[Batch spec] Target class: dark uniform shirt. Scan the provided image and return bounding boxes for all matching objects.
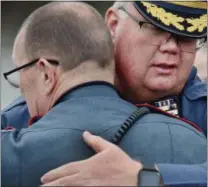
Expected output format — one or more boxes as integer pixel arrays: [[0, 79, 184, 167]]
[[1, 67, 207, 186]]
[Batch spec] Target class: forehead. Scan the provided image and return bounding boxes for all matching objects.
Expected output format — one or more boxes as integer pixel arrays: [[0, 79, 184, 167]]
[[12, 28, 28, 65]]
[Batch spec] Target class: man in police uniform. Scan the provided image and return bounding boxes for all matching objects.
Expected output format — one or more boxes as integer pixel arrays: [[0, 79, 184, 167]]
[[40, 1, 207, 186], [2, 1, 207, 186]]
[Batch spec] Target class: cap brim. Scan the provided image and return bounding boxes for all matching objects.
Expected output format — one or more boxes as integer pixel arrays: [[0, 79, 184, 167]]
[[134, 1, 207, 38]]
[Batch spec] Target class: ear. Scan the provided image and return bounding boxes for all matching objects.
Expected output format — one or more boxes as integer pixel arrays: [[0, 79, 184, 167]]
[[36, 59, 57, 96], [105, 7, 119, 43]]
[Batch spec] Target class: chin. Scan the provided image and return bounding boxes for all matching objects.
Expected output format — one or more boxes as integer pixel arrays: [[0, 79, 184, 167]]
[[147, 81, 177, 95]]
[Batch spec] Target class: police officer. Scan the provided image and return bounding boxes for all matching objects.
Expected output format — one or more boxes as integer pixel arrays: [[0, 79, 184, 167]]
[[2, 1, 207, 186], [40, 1, 207, 186], [2, 1, 207, 133]]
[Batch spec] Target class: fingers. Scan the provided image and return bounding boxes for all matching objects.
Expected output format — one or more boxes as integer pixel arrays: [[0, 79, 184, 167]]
[[41, 174, 78, 186], [42, 131, 116, 184], [41, 161, 82, 184], [83, 131, 115, 153]]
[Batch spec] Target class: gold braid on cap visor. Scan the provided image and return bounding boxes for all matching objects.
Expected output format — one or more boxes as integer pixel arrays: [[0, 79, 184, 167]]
[[141, 1, 207, 32]]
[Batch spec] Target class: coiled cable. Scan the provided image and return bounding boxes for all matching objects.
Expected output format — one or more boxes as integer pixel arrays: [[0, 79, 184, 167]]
[[111, 107, 150, 145]]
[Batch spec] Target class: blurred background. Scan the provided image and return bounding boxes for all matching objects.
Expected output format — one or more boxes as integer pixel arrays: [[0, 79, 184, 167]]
[[1, 1, 207, 109]]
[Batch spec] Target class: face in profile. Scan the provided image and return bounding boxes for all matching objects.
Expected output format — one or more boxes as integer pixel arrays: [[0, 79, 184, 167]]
[[12, 30, 42, 117]]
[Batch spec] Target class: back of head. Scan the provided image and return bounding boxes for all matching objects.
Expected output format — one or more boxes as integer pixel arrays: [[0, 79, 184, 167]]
[[19, 2, 114, 71]]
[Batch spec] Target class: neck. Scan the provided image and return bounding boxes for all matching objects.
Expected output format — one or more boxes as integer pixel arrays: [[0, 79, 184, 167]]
[[116, 79, 181, 104], [47, 62, 114, 111], [121, 86, 181, 104]]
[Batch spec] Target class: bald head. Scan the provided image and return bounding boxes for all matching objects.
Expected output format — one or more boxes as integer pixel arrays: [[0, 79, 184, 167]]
[[13, 2, 114, 70]]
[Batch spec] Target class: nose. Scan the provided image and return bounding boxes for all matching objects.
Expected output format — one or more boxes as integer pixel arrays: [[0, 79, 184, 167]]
[[159, 34, 180, 54]]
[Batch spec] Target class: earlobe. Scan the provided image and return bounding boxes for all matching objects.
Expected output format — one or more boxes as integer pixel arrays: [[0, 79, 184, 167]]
[[105, 8, 118, 42]]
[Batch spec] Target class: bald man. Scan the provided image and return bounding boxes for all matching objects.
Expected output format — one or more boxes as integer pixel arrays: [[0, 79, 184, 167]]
[[2, 1, 207, 187]]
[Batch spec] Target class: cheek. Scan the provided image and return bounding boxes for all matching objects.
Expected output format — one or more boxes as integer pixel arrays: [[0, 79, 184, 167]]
[[116, 32, 155, 77], [20, 71, 37, 96], [19, 73, 27, 95], [179, 53, 195, 80]]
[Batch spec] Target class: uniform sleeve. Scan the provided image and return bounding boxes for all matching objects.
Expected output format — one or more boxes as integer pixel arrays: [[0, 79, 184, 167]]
[[1, 113, 9, 129], [203, 105, 207, 136], [157, 162, 207, 187], [1, 129, 21, 186], [1, 126, 94, 186], [1, 96, 30, 129]]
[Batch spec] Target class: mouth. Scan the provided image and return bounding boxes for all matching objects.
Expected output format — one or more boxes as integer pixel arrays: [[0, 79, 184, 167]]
[[151, 63, 177, 75]]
